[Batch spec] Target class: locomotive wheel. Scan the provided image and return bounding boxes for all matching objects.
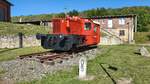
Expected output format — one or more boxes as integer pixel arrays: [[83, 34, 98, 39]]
[[58, 37, 72, 51]]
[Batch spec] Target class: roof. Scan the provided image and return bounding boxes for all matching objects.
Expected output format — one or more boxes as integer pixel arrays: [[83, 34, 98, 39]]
[[16, 19, 52, 23], [85, 14, 137, 19], [3, 0, 13, 6]]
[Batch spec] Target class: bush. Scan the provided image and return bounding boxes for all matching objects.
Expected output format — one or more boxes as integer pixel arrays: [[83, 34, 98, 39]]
[[134, 32, 150, 44]]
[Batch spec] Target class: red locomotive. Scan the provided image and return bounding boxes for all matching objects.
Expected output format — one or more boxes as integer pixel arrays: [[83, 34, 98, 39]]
[[37, 16, 100, 51]]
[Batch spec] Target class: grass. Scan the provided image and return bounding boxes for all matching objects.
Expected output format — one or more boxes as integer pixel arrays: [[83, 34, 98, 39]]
[[17, 45, 150, 84], [12, 14, 53, 22], [0, 68, 5, 76], [0, 22, 50, 35], [0, 46, 49, 61], [134, 32, 150, 44]]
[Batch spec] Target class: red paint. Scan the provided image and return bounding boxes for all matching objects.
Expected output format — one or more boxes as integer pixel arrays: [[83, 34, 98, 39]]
[[52, 16, 100, 46]]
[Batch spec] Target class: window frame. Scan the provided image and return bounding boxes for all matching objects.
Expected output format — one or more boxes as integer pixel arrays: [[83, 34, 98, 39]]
[[84, 22, 92, 31], [94, 25, 97, 32], [119, 18, 125, 25], [119, 30, 125, 36]]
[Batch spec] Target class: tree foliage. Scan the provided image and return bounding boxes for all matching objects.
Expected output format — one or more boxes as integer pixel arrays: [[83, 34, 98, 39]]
[[12, 6, 150, 32], [68, 10, 79, 16]]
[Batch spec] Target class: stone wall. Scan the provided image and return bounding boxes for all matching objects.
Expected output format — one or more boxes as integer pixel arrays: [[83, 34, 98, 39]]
[[99, 36, 123, 45], [0, 35, 123, 49], [0, 35, 41, 48]]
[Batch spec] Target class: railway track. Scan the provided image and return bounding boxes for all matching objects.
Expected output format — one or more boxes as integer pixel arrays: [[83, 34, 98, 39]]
[[18, 46, 97, 65], [18, 51, 73, 65]]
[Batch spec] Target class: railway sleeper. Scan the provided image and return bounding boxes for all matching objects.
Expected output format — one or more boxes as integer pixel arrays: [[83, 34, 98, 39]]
[[37, 55, 60, 60], [44, 61, 55, 65], [25, 58, 41, 62], [54, 58, 63, 64], [62, 56, 70, 60]]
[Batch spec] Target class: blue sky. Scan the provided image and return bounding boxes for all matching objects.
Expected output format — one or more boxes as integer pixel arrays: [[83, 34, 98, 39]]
[[10, 0, 150, 16]]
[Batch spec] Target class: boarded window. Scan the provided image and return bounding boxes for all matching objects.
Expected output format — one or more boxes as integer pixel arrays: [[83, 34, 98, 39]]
[[119, 18, 125, 25], [119, 30, 125, 36], [108, 19, 112, 28], [0, 8, 4, 21]]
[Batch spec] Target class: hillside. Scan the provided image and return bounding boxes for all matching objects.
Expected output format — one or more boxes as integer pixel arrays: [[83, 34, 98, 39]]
[[0, 22, 50, 35], [12, 14, 54, 22], [12, 6, 150, 32]]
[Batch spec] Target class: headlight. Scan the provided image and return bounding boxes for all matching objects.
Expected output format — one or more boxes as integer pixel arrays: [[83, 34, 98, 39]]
[[60, 35, 62, 38]]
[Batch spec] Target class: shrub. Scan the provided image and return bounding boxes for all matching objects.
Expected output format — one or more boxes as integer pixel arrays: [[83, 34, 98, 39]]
[[134, 32, 150, 44]]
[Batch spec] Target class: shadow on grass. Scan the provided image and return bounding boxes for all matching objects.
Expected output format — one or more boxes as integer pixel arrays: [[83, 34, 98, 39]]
[[0, 48, 18, 53], [134, 52, 141, 55], [99, 63, 118, 84]]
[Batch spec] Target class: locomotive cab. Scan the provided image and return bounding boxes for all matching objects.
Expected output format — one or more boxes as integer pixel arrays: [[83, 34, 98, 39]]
[[37, 16, 100, 51], [82, 19, 100, 46]]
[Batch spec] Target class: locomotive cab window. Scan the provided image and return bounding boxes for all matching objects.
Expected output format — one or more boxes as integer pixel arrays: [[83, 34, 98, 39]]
[[94, 25, 97, 32], [84, 22, 91, 30]]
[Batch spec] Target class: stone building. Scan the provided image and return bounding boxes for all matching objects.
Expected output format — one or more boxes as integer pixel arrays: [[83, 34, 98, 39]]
[[0, 0, 13, 21], [89, 15, 137, 44]]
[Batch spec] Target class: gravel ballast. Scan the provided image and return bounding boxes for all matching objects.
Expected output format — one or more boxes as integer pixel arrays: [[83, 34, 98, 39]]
[[0, 48, 99, 83]]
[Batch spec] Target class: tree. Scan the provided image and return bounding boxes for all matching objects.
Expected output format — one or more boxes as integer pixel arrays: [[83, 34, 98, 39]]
[[68, 10, 79, 16]]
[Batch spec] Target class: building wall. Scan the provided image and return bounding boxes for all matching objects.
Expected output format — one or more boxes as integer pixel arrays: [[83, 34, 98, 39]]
[[0, 0, 11, 21], [41, 21, 53, 27], [93, 17, 135, 43], [99, 36, 123, 45]]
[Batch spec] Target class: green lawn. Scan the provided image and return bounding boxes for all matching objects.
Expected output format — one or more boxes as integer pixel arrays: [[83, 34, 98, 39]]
[[0, 22, 50, 35], [0, 47, 49, 61], [17, 45, 150, 84]]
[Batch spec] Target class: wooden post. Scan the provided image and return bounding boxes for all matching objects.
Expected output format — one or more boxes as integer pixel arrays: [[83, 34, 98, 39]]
[[18, 32, 23, 48], [134, 15, 137, 32]]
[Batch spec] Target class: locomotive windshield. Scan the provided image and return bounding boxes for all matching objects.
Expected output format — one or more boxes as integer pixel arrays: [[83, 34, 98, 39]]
[[84, 22, 91, 30]]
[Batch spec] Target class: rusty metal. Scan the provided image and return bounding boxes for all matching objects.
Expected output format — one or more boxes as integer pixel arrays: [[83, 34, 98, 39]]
[[19, 51, 71, 64], [19, 46, 97, 64]]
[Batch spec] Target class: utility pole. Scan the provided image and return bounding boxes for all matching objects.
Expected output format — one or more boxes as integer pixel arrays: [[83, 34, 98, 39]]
[[64, 7, 69, 17]]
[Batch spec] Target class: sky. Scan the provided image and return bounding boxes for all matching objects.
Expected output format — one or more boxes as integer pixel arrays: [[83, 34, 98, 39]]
[[9, 0, 150, 16]]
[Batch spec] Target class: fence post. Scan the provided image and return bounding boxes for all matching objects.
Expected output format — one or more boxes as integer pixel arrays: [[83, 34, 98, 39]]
[[18, 32, 23, 48]]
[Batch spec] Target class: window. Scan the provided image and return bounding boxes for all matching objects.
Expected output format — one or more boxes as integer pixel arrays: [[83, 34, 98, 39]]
[[119, 30, 125, 36], [84, 22, 91, 30], [119, 18, 125, 25], [94, 25, 97, 32], [108, 19, 113, 28]]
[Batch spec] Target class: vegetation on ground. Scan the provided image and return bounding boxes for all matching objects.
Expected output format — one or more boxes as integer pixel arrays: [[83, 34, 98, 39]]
[[12, 6, 150, 32], [0, 47, 49, 61], [0, 22, 50, 35], [134, 32, 150, 44], [12, 14, 54, 22], [18, 45, 150, 84], [0, 68, 5, 77]]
